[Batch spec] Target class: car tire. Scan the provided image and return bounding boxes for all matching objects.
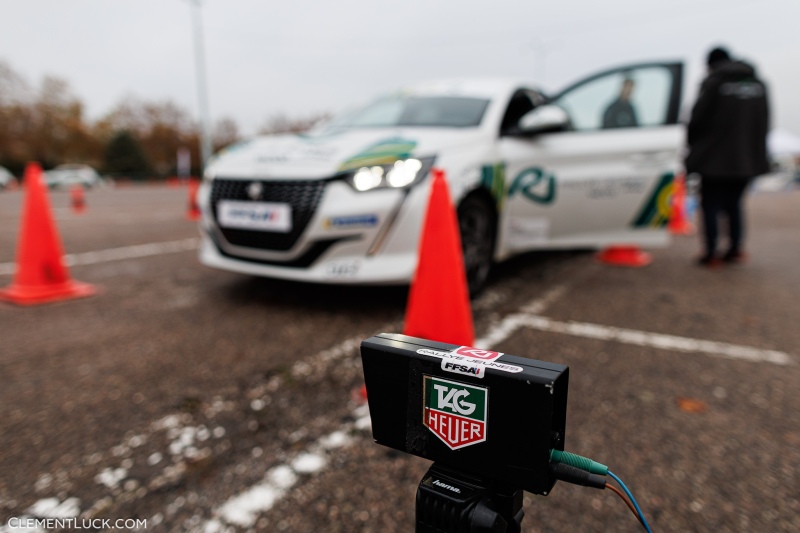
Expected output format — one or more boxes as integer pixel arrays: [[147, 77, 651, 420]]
[[457, 193, 496, 298]]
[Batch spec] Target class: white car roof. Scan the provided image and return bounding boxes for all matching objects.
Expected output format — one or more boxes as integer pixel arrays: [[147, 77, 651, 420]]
[[395, 78, 540, 100], [53, 164, 93, 170]]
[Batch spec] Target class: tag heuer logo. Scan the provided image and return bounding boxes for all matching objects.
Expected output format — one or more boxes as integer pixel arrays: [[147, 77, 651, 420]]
[[246, 181, 263, 200], [423, 376, 487, 450]]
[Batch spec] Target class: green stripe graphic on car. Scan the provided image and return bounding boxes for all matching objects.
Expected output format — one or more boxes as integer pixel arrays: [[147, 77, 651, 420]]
[[339, 138, 417, 171], [481, 162, 507, 212], [631, 172, 674, 228]]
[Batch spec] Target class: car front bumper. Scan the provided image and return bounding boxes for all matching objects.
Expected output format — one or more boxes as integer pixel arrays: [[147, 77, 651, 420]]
[[198, 232, 418, 284], [197, 176, 431, 285]]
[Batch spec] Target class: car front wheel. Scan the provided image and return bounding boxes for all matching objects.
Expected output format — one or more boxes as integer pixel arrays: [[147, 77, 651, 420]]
[[457, 194, 496, 298]]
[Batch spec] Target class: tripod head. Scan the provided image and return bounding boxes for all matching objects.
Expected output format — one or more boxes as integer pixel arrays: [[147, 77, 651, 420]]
[[416, 463, 524, 533]]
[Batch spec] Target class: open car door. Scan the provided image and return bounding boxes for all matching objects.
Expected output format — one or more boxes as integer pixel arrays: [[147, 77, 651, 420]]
[[498, 61, 684, 252]]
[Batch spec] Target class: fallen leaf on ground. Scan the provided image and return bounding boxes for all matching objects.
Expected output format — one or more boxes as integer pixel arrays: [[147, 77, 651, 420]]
[[677, 397, 707, 413]]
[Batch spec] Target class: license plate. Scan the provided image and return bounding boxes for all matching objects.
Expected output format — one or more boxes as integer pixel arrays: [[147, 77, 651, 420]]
[[217, 200, 292, 232]]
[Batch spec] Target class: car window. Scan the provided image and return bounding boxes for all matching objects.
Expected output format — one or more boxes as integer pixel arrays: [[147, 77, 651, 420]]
[[554, 66, 675, 131], [326, 96, 490, 128]]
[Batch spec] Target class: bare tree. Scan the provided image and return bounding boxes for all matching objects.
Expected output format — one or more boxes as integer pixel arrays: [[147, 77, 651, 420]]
[[34, 76, 96, 166], [0, 66, 100, 171], [212, 117, 241, 151], [97, 97, 201, 175], [257, 112, 331, 135], [0, 61, 32, 171], [0, 59, 30, 107]]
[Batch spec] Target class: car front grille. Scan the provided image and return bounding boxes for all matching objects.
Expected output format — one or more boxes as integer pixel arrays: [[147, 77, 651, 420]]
[[210, 178, 326, 252]]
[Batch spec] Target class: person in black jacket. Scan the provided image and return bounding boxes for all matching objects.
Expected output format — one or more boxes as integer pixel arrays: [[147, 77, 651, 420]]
[[685, 46, 770, 266], [603, 78, 638, 129]]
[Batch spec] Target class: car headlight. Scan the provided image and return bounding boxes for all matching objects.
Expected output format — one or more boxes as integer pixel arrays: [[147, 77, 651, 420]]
[[340, 156, 435, 192]]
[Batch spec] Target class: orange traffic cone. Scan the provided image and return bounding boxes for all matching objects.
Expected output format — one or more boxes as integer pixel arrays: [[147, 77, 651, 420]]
[[70, 184, 86, 214], [596, 245, 652, 267], [403, 168, 474, 346], [186, 178, 201, 221], [350, 383, 368, 404], [668, 173, 694, 235], [0, 163, 96, 305]]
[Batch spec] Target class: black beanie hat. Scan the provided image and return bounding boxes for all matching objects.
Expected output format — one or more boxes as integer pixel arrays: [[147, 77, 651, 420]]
[[707, 47, 731, 67]]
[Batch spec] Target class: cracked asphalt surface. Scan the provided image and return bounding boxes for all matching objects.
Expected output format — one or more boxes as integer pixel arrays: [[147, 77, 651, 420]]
[[0, 184, 798, 532]]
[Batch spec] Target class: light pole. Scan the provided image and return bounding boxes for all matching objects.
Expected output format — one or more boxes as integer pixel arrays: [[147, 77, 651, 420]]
[[531, 37, 548, 86], [188, 0, 213, 172], [530, 38, 560, 88]]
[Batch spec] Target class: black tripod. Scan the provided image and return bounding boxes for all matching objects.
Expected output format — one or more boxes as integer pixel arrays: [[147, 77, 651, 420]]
[[416, 463, 524, 533]]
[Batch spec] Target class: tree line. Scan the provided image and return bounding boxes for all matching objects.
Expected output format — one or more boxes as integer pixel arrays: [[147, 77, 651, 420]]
[[0, 59, 328, 180]]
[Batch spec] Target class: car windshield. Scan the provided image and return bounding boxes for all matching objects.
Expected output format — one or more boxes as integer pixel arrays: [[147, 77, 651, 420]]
[[324, 96, 490, 129]]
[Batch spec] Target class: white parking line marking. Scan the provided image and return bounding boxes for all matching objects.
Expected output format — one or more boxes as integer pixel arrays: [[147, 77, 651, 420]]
[[519, 315, 794, 366], [0, 238, 199, 276], [203, 407, 368, 531], [474, 285, 568, 348]]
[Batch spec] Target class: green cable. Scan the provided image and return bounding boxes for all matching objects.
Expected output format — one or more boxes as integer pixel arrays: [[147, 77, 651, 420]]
[[550, 450, 608, 476]]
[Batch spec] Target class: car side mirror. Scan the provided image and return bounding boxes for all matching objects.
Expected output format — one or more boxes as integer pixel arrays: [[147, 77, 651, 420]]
[[516, 105, 570, 135]]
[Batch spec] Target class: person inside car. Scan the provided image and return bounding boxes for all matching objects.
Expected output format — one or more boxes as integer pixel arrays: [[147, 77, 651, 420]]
[[602, 77, 639, 129]]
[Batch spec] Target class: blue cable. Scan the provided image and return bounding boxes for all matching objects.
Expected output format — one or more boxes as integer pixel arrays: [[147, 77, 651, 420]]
[[608, 470, 652, 533]]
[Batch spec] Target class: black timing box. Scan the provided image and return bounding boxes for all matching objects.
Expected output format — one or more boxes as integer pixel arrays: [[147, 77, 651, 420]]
[[360, 333, 569, 495]]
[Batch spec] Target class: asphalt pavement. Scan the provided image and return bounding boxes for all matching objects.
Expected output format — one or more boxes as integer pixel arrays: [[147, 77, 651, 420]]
[[0, 183, 798, 532]]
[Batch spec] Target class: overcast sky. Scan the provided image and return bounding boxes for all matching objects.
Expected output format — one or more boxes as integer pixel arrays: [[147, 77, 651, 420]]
[[1, 0, 798, 136]]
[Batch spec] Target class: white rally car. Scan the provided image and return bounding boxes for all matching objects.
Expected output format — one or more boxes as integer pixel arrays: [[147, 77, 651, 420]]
[[198, 61, 684, 295]]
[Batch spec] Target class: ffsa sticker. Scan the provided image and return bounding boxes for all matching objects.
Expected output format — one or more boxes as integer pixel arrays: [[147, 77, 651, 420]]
[[416, 346, 523, 378], [441, 360, 485, 378]]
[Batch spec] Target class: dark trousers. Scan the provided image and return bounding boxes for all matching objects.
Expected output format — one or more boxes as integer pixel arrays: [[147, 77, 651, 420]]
[[699, 177, 751, 257]]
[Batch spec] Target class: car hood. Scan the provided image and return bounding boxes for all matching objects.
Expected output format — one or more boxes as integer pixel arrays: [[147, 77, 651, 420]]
[[207, 127, 489, 180], [45, 168, 95, 179]]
